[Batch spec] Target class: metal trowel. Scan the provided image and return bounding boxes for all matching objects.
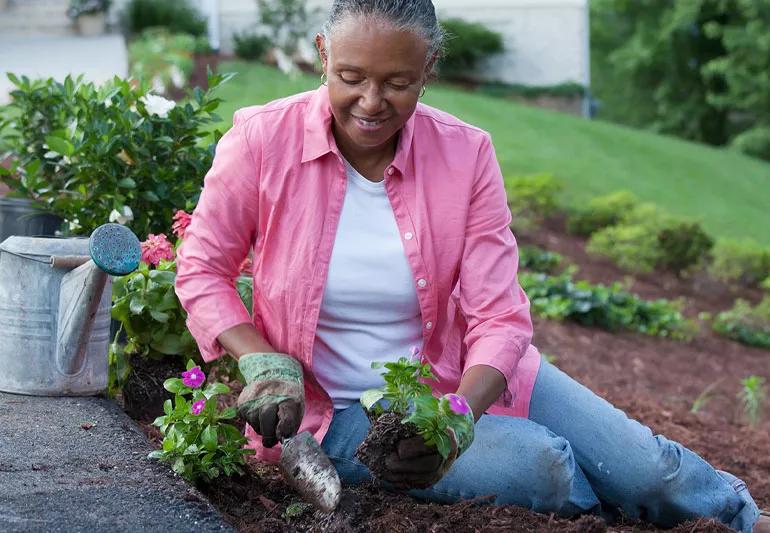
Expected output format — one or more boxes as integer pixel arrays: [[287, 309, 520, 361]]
[[279, 431, 342, 513]]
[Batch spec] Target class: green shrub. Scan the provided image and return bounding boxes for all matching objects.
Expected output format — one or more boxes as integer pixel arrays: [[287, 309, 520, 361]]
[[233, 31, 272, 61], [439, 18, 504, 80], [122, 0, 207, 37], [129, 28, 197, 93], [586, 200, 713, 276], [0, 71, 231, 237], [519, 245, 563, 274], [657, 221, 714, 275], [519, 270, 694, 339], [566, 190, 640, 236], [587, 224, 661, 273], [505, 173, 563, 231], [713, 297, 770, 349], [708, 239, 770, 287], [730, 126, 770, 161]]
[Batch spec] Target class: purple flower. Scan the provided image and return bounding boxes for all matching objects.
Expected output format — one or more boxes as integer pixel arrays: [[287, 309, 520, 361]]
[[409, 346, 422, 362], [190, 399, 206, 415], [181, 366, 205, 388], [445, 394, 470, 416]]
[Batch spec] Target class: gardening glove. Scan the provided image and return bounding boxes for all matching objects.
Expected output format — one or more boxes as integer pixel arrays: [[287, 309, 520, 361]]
[[383, 394, 475, 489], [237, 352, 304, 448]]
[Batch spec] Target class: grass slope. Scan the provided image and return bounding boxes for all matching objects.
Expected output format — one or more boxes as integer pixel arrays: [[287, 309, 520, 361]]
[[212, 61, 770, 245]]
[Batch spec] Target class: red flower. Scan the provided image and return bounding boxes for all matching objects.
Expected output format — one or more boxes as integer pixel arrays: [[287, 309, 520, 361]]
[[172, 210, 192, 239], [141, 233, 175, 266]]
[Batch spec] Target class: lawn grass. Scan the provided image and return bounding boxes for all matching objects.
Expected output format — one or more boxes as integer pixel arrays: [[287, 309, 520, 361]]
[[212, 61, 770, 245]]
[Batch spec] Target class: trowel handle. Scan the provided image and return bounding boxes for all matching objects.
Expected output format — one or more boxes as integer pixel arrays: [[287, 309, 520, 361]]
[[50, 255, 92, 269]]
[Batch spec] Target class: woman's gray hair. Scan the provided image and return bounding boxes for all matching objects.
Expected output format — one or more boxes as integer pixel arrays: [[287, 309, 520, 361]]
[[322, 0, 444, 60]]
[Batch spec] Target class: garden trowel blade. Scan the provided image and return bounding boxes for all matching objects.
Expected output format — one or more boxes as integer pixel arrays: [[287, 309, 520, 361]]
[[279, 431, 341, 513]]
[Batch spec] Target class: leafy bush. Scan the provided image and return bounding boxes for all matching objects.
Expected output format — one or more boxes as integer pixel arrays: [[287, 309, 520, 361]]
[[567, 190, 639, 236], [587, 224, 661, 273], [708, 239, 770, 287], [439, 18, 504, 80], [67, 0, 111, 18], [519, 270, 694, 339], [233, 31, 272, 61], [129, 28, 199, 93], [518, 245, 563, 274], [504, 173, 563, 231], [730, 127, 770, 161], [713, 297, 770, 349], [0, 71, 231, 237], [122, 0, 207, 37], [586, 201, 713, 276], [256, 0, 317, 56], [148, 360, 255, 483]]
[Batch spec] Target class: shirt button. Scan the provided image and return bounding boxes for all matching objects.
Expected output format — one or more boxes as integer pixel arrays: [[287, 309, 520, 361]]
[[387, 167, 395, 176], [425, 321, 433, 330], [404, 232, 414, 240], [417, 278, 427, 288]]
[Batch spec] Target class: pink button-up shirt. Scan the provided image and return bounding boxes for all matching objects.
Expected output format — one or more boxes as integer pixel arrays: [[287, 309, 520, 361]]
[[175, 85, 542, 463]]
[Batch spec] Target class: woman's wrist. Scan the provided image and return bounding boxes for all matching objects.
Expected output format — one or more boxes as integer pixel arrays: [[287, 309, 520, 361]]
[[455, 364, 506, 422], [217, 323, 276, 359]]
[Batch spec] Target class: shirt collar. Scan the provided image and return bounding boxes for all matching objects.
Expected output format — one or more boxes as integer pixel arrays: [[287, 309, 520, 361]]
[[301, 84, 416, 174]]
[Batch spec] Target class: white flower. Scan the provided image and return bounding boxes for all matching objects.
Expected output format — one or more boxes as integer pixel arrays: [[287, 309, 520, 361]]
[[273, 47, 297, 76], [68, 218, 81, 232], [141, 93, 175, 118], [109, 205, 134, 225]]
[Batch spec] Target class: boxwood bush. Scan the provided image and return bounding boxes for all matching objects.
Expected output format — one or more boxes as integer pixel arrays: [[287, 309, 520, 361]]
[[439, 18, 504, 81], [708, 239, 770, 287], [713, 297, 770, 349], [567, 190, 639, 236], [122, 0, 207, 37], [505, 173, 563, 232]]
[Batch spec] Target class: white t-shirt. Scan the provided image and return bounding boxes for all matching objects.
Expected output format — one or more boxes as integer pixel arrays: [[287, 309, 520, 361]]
[[311, 159, 423, 409]]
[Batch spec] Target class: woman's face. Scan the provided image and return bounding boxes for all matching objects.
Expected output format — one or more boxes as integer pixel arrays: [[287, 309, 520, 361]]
[[317, 16, 433, 156]]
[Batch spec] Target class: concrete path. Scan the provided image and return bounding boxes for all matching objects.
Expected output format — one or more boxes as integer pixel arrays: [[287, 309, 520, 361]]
[[0, 34, 128, 104], [0, 392, 233, 532]]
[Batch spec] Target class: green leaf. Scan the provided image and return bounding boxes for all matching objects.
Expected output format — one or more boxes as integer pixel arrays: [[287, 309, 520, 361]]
[[172, 457, 186, 474], [203, 382, 229, 399], [360, 389, 384, 410], [219, 407, 237, 420], [44, 135, 74, 156], [149, 309, 170, 323], [163, 399, 173, 416], [142, 191, 160, 202], [147, 450, 165, 460], [164, 378, 183, 394], [117, 177, 136, 189], [202, 426, 218, 451]]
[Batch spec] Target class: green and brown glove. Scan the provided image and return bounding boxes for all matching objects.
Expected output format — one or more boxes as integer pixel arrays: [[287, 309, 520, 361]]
[[237, 352, 304, 448], [383, 394, 475, 489]]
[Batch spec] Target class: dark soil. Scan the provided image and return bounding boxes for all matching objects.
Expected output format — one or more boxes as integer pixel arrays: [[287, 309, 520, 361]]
[[134, 215, 769, 532], [122, 354, 186, 420], [355, 412, 420, 483]]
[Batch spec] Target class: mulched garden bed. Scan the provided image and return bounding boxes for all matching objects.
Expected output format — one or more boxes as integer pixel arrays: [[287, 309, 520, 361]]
[[133, 216, 768, 532]]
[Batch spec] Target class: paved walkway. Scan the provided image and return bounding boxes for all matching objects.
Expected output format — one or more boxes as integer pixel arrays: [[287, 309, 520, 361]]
[[0, 392, 233, 532], [0, 34, 128, 104]]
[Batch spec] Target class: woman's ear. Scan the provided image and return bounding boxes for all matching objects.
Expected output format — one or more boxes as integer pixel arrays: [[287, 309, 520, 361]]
[[315, 33, 329, 72], [424, 50, 439, 82]]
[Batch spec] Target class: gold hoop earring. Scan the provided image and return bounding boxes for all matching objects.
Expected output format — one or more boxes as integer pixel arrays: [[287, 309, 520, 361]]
[[321, 72, 328, 86], [419, 85, 426, 98]]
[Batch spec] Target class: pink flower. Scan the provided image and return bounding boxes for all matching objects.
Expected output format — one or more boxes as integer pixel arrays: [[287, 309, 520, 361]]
[[140, 233, 175, 266], [172, 210, 192, 239], [181, 366, 205, 388], [445, 393, 470, 416], [190, 399, 206, 415], [409, 346, 423, 362]]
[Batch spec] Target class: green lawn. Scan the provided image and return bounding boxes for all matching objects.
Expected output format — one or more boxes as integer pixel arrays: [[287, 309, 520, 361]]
[[212, 61, 770, 245]]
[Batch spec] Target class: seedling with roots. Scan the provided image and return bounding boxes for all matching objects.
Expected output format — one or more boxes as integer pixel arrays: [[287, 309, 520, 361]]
[[737, 375, 766, 426]]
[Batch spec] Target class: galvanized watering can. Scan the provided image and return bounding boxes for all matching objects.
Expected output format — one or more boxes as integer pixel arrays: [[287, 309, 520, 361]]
[[0, 224, 141, 396]]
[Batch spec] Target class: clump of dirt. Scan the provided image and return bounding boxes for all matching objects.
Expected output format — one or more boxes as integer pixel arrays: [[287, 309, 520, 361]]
[[355, 412, 419, 483], [122, 355, 185, 420]]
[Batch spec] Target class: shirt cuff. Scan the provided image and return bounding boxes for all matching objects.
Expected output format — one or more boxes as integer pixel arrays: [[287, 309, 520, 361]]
[[462, 335, 529, 408]]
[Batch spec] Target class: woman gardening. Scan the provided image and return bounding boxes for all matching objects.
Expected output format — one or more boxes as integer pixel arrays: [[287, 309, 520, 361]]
[[175, 1, 768, 530]]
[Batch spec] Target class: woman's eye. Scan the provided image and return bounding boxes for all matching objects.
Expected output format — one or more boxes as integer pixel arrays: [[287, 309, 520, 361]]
[[389, 83, 410, 91], [340, 76, 363, 85]]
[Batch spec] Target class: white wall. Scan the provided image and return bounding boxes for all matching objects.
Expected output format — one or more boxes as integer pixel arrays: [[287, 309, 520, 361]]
[[112, 0, 589, 88]]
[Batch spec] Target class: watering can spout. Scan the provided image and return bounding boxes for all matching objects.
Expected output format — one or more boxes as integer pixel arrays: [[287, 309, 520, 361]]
[[54, 224, 141, 376]]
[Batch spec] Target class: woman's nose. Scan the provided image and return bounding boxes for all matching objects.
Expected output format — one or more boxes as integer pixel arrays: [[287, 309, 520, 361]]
[[358, 84, 385, 115]]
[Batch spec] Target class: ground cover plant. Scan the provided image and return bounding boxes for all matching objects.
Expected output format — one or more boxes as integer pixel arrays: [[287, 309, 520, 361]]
[[209, 61, 770, 245]]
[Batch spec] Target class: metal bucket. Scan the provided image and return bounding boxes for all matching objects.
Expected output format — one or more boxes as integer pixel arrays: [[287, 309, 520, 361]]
[[0, 236, 111, 396]]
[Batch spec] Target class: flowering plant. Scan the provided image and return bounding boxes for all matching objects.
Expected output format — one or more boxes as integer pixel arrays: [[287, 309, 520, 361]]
[[360, 349, 474, 459], [109, 211, 252, 395], [148, 359, 255, 483]]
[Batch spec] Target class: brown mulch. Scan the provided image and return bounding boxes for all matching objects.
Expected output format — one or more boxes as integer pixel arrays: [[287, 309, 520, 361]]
[[134, 216, 769, 532]]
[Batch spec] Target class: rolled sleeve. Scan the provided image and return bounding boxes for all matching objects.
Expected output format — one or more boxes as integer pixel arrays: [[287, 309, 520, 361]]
[[459, 134, 533, 406], [175, 113, 260, 362]]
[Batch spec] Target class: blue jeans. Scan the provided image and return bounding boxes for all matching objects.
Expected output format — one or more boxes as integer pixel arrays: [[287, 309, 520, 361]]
[[321, 358, 760, 532]]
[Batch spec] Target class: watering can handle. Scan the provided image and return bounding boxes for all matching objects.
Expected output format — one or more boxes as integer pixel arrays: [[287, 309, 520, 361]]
[[50, 255, 91, 269]]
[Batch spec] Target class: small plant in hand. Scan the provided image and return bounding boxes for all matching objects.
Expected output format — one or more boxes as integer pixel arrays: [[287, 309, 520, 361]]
[[355, 348, 474, 486], [148, 360, 255, 483]]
